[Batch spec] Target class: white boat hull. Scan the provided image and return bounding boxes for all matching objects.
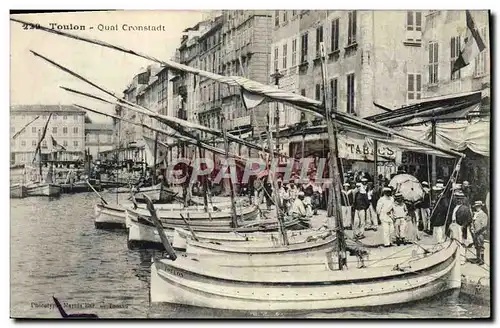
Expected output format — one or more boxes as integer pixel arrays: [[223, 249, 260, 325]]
[[150, 240, 461, 312], [127, 212, 302, 249], [26, 183, 61, 197], [171, 228, 328, 251], [94, 203, 126, 229], [128, 218, 174, 249]]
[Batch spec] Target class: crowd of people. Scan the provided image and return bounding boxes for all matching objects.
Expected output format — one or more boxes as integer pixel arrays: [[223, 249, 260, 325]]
[[251, 169, 489, 266]]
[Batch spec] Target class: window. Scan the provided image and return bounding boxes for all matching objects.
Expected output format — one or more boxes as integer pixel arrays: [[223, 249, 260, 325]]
[[21, 140, 26, 147], [74, 141, 79, 147], [274, 47, 279, 71], [292, 39, 297, 66], [407, 74, 422, 101], [406, 11, 422, 31], [282, 44, 287, 69], [73, 127, 79, 134], [275, 10, 279, 27], [63, 115, 67, 120], [474, 26, 488, 77], [406, 11, 422, 43], [300, 89, 306, 97], [347, 73, 355, 114], [42, 140, 46, 148], [428, 41, 439, 84], [331, 18, 339, 52], [32, 127, 36, 133], [52, 127, 57, 134], [301, 32, 308, 63], [32, 140, 36, 146], [73, 115, 78, 121], [331, 78, 338, 110], [63, 127, 68, 134], [450, 36, 461, 80], [315, 25, 323, 57], [315, 84, 321, 101], [63, 140, 68, 147], [282, 11, 287, 23], [348, 11, 357, 45], [292, 10, 297, 17]]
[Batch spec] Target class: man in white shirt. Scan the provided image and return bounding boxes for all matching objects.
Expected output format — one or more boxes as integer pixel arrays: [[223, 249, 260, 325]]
[[341, 182, 352, 229], [376, 187, 394, 247], [291, 191, 307, 219]]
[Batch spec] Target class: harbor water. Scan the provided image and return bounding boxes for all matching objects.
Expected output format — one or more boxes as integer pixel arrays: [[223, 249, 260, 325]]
[[10, 193, 490, 319]]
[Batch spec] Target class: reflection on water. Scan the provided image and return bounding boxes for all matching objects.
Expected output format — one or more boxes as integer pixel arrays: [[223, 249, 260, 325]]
[[10, 193, 490, 318]]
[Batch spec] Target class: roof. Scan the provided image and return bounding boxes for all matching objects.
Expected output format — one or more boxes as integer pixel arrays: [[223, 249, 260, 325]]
[[10, 104, 85, 114], [85, 123, 114, 131], [367, 91, 483, 127]]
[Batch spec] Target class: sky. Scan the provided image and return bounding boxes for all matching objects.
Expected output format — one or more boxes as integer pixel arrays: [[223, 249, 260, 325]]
[[10, 10, 207, 123]]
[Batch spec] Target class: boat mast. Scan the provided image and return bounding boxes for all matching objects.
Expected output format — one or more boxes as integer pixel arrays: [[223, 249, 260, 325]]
[[153, 131, 158, 185], [265, 105, 289, 246], [221, 114, 239, 228], [116, 119, 120, 204], [38, 129, 43, 182], [198, 142, 209, 212], [319, 42, 347, 269]]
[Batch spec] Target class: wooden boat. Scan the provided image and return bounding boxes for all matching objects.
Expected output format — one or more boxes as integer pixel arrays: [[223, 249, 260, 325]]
[[94, 202, 127, 229], [94, 197, 247, 230], [150, 238, 461, 311], [133, 184, 177, 204], [10, 184, 27, 198], [172, 227, 331, 251], [26, 183, 61, 197], [126, 203, 259, 224], [127, 212, 304, 249]]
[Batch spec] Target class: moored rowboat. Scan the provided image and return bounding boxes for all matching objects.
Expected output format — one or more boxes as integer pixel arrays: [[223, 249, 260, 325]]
[[26, 183, 61, 197], [171, 227, 330, 251], [127, 211, 305, 249], [150, 237, 461, 311], [10, 184, 27, 198]]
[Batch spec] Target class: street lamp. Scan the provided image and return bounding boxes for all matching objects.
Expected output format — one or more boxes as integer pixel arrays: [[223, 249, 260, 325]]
[[270, 69, 284, 153]]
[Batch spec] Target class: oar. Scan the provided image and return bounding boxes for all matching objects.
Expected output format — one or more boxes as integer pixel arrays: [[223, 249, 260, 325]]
[[86, 179, 108, 205], [143, 194, 177, 261], [179, 213, 199, 242]]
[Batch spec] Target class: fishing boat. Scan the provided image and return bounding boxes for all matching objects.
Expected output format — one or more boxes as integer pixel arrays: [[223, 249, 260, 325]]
[[150, 236, 461, 311], [133, 183, 177, 204], [10, 184, 27, 198], [171, 226, 330, 251], [26, 182, 61, 197], [126, 204, 278, 249]]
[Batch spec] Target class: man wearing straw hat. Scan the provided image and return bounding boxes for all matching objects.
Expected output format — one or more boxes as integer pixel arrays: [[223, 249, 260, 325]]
[[377, 187, 395, 247], [353, 182, 370, 240], [341, 182, 353, 229], [392, 193, 408, 245], [416, 181, 431, 233], [470, 200, 488, 265], [431, 182, 447, 243]]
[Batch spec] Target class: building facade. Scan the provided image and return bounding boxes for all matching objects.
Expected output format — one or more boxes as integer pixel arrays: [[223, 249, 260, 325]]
[[421, 10, 490, 101], [220, 10, 272, 137], [10, 105, 86, 165], [84, 123, 115, 160], [271, 10, 429, 124], [270, 10, 429, 160]]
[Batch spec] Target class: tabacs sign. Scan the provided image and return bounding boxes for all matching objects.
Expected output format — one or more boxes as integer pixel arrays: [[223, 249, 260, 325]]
[[337, 134, 401, 162]]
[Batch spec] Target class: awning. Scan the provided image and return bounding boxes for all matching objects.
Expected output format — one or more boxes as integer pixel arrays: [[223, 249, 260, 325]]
[[368, 91, 482, 127]]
